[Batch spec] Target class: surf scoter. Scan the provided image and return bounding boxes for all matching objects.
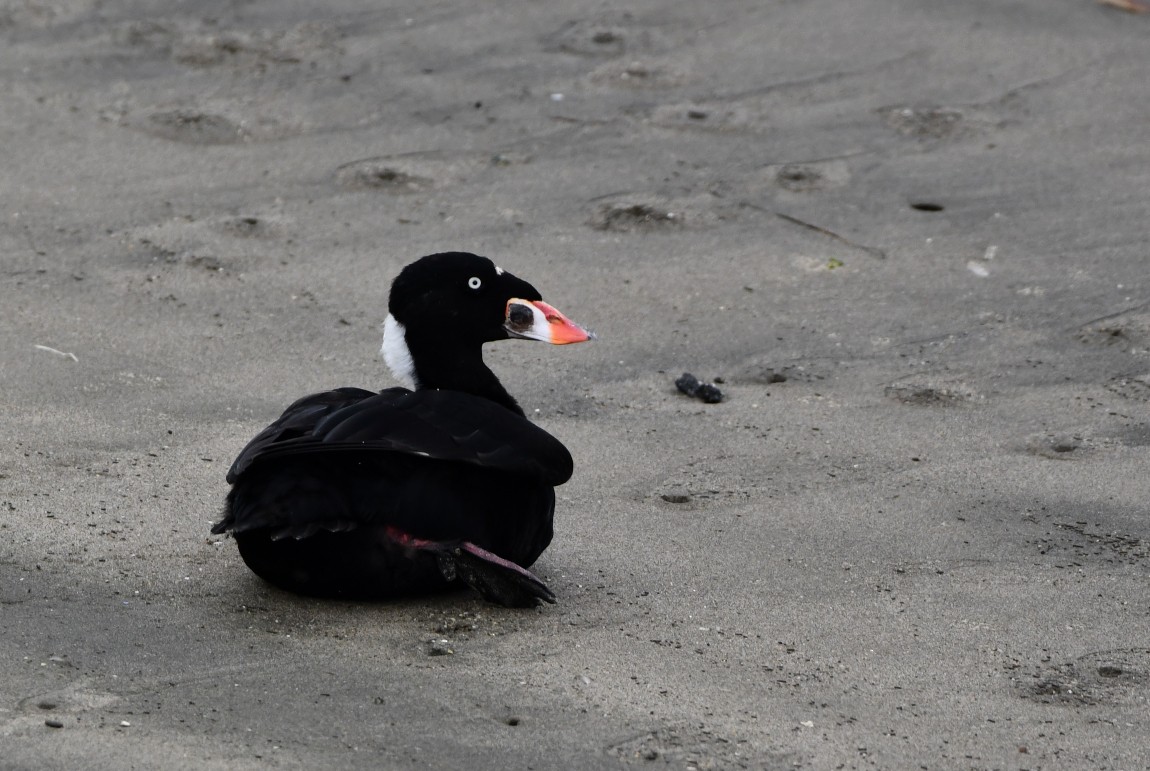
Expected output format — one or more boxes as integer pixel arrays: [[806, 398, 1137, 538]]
[[212, 252, 594, 607]]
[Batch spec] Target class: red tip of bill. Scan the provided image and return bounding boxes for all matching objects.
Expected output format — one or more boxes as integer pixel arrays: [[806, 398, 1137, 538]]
[[531, 300, 596, 344]]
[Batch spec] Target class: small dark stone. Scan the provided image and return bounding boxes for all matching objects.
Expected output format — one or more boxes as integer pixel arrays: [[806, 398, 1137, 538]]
[[45, 719, 64, 729], [661, 493, 690, 504], [1097, 665, 1123, 678], [675, 372, 700, 396], [674, 372, 723, 403], [696, 383, 723, 403]]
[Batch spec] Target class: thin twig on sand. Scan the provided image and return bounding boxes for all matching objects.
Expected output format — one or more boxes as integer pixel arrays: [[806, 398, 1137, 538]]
[[774, 211, 887, 259], [33, 344, 79, 362]]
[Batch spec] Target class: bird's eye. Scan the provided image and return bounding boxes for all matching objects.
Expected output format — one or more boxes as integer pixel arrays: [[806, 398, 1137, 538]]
[[467, 276, 482, 290]]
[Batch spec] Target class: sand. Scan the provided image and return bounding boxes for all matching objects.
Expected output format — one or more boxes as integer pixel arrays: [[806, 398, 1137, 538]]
[[2, 0, 1150, 768]]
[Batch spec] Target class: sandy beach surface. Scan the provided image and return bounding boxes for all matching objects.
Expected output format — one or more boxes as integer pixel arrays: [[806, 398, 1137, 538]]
[[3, 1, 1150, 768]]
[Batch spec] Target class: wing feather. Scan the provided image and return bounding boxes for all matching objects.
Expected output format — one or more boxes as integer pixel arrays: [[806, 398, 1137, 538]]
[[227, 387, 573, 486]]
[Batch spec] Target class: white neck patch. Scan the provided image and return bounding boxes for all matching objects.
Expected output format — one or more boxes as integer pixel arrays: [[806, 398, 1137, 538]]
[[381, 313, 418, 388]]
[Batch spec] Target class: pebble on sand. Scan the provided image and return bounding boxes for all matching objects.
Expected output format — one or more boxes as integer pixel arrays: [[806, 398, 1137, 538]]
[[675, 372, 723, 404]]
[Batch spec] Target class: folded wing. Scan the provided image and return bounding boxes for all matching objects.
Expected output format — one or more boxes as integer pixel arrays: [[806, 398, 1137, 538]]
[[227, 387, 573, 486]]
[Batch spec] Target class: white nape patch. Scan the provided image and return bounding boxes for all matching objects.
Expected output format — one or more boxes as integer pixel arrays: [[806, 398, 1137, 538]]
[[381, 314, 418, 388], [495, 265, 504, 275]]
